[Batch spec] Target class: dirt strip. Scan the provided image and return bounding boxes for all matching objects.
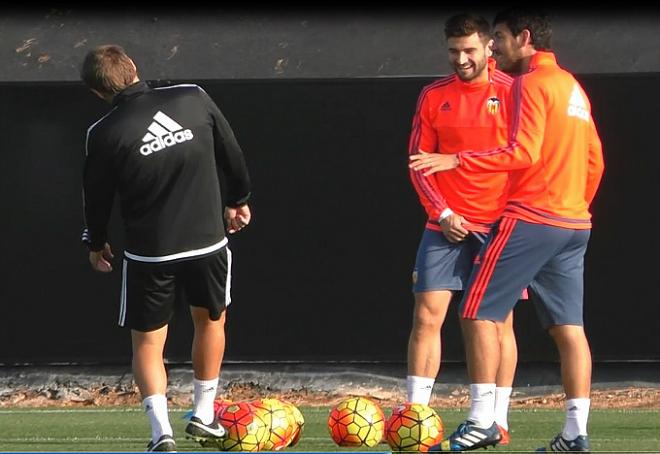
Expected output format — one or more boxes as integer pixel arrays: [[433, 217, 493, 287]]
[[1, 382, 658, 409]]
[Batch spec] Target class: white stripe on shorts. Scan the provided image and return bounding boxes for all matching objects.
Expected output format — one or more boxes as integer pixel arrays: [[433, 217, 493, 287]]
[[225, 248, 232, 307], [119, 259, 127, 326]]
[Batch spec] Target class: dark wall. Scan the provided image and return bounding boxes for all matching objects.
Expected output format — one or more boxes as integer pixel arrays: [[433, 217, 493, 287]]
[[0, 74, 657, 365], [2, 8, 660, 81]]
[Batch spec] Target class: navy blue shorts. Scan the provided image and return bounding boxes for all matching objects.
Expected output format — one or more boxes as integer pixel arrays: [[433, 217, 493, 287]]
[[412, 228, 486, 293], [459, 218, 590, 328], [119, 247, 232, 332]]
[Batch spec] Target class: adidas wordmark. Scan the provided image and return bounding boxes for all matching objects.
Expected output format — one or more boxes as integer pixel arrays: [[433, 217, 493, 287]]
[[140, 111, 194, 155]]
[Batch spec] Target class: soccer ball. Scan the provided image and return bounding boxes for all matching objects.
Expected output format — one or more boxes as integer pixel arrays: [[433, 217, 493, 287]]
[[213, 397, 234, 419], [216, 401, 268, 451], [385, 402, 444, 452], [281, 400, 305, 447], [250, 398, 295, 451], [327, 396, 385, 447]]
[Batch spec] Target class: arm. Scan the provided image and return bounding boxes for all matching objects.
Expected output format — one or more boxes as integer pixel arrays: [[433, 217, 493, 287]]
[[459, 76, 546, 172], [407, 88, 451, 221], [82, 130, 117, 272], [199, 87, 251, 208], [410, 77, 546, 175], [585, 117, 605, 205], [408, 88, 468, 241]]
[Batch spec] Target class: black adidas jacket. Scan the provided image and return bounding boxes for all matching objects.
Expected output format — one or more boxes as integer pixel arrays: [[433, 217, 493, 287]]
[[82, 81, 251, 261]]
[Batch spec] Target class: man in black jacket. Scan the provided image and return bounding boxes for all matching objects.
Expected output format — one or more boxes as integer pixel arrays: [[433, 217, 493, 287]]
[[80, 44, 251, 452]]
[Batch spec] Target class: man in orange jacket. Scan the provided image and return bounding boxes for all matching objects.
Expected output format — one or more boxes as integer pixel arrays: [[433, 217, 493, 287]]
[[412, 8, 605, 452], [406, 13, 516, 446]]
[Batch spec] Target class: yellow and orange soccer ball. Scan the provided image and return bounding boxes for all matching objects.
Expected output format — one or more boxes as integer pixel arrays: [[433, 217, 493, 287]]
[[385, 402, 444, 452], [216, 401, 269, 451], [327, 396, 386, 447], [250, 398, 296, 451], [198, 397, 304, 451], [281, 399, 305, 447]]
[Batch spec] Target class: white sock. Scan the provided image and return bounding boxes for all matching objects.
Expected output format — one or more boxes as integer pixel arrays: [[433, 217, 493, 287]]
[[193, 377, 219, 424], [494, 387, 512, 431], [143, 394, 173, 442], [563, 398, 590, 439], [406, 375, 435, 405], [467, 383, 496, 429]]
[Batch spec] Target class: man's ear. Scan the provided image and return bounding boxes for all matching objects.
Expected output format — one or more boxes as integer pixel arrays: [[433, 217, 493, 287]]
[[486, 39, 494, 57], [517, 29, 532, 48]]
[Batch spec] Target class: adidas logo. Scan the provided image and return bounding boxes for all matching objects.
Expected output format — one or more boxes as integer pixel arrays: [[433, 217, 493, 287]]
[[567, 84, 589, 122], [139, 111, 194, 156], [440, 101, 451, 111]]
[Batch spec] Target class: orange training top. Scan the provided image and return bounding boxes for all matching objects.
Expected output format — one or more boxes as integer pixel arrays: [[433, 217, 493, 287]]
[[458, 51, 605, 229], [409, 59, 513, 233]]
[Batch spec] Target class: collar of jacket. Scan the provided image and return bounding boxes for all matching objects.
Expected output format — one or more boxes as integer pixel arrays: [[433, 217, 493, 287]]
[[529, 51, 558, 71], [112, 81, 151, 107]]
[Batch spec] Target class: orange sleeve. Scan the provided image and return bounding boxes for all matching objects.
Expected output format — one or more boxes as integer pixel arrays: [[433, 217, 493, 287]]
[[416, 89, 437, 154], [408, 88, 448, 220], [457, 77, 545, 172], [585, 117, 605, 205]]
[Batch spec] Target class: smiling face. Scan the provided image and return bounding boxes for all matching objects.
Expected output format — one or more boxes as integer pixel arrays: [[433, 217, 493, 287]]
[[492, 22, 527, 74], [447, 31, 491, 83]]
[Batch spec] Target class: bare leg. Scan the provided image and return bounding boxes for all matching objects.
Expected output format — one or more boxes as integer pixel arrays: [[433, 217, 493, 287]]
[[548, 324, 592, 441], [462, 319, 500, 383], [132, 326, 173, 443], [407, 290, 452, 377], [190, 307, 226, 380], [132, 326, 169, 397], [461, 318, 499, 429], [406, 291, 452, 403], [495, 311, 517, 387], [548, 325, 591, 399], [494, 311, 517, 437], [188, 307, 226, 426]]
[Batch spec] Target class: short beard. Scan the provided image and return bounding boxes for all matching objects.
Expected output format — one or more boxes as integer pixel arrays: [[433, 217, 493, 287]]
[[455, 60, 487, 82], [499, 59, 524, 75]]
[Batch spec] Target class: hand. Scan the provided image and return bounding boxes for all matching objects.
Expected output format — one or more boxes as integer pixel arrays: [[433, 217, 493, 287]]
[[225, 204, 251, 234], [409, 151, 459, 175], [440, 214, 469, 243], [89, 242, 114, 272]]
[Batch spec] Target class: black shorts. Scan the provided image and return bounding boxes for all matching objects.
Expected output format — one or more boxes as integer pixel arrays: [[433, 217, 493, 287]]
[[119, 247, 232, 332]]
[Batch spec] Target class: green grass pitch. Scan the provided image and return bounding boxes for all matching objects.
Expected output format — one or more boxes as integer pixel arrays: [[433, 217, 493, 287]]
[[0, 406, 658, 452]]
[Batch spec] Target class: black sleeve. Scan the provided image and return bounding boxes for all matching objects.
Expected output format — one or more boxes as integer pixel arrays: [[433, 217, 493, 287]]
[[199, 87, 251, 207], [82, 130, 117, 251]]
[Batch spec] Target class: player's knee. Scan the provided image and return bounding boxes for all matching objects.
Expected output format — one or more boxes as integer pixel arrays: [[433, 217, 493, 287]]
[[547, 324, 587, 344], [413, 309, 445, 332]]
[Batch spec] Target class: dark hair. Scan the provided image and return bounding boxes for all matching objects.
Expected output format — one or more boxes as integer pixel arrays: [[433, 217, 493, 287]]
[[493, 7, 552, 50], [444, 13, 491, 42], [80, 44, 137, 96]]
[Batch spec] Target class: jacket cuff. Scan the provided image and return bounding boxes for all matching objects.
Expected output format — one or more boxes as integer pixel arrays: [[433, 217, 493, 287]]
[[227, 192, 251, 208], [81, 227, 105, 251]]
